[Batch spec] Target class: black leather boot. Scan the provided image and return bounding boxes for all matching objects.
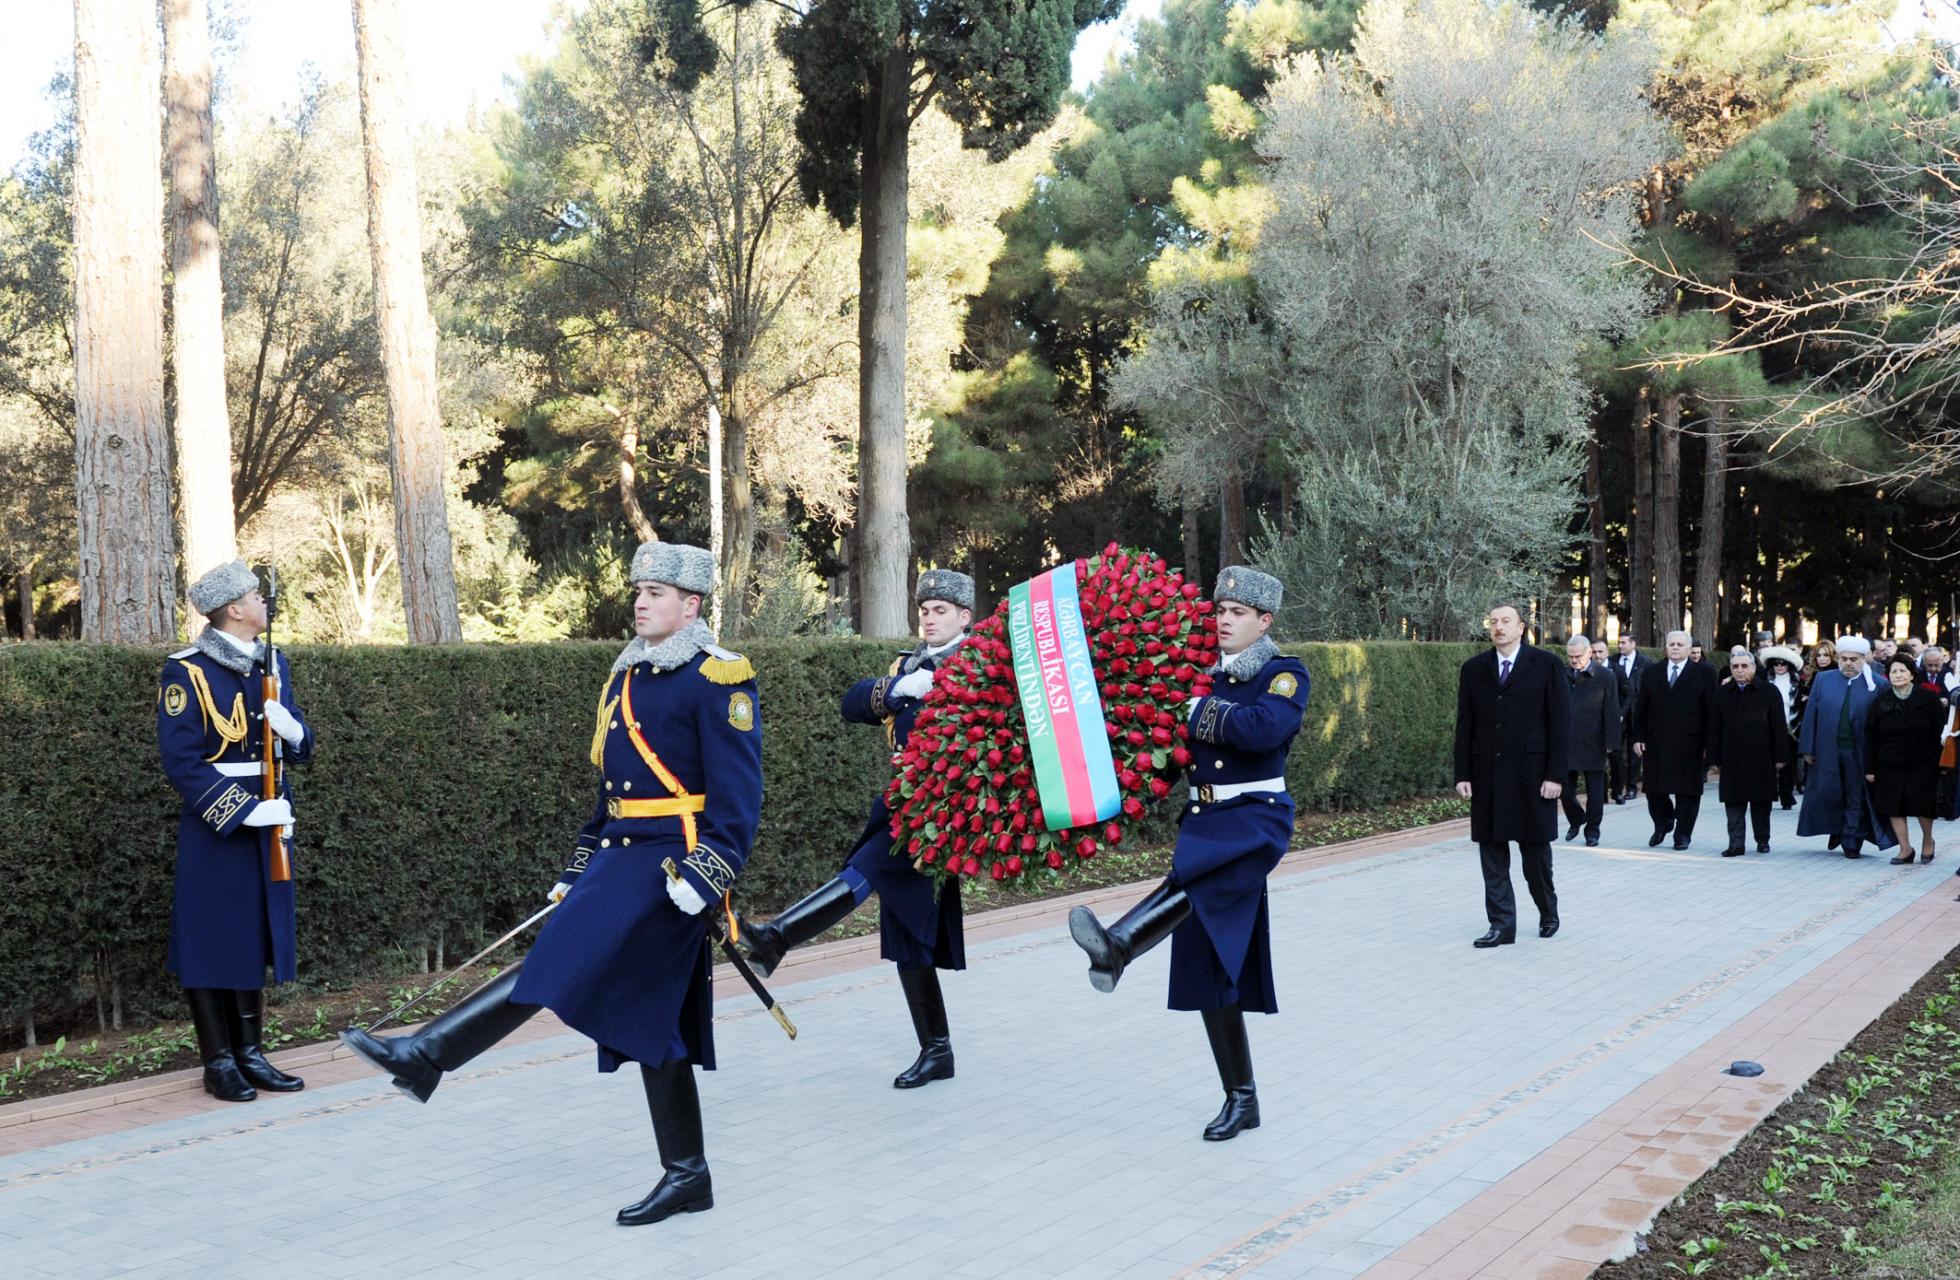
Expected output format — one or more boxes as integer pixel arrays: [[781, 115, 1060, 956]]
[[226, 988, 304, 1092], [892, 967, 954, 1089], [618, 1059, 713, 1225], [1068, 878, 1191, 992], [338, 965, 537, 1103], [740, 877, 858, 978], [186, 987, 255, 1102], [1201, 1005, 1260, 1141]]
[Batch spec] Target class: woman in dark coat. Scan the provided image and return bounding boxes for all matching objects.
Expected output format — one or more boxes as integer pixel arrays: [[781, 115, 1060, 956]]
[[1705, 651, 1791, 856], [1866, 654, 1947, 864]]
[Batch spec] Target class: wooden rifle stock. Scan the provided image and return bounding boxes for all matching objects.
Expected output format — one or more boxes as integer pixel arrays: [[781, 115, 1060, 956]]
[[262, 566, 291, 883]]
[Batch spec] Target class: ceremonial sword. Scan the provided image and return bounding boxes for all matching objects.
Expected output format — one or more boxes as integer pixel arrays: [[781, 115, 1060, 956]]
[[360, 900, 560, 1033], [663, 857, 797, 1040]]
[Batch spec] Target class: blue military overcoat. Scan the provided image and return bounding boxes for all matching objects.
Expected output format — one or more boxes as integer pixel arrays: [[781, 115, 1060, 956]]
[[515, 641, 763, 1072], [1170, 649, 1309, 1013], [1797, 668, 1896, 850], [840, 646, 965, 970], [158, 637, 314, 989]]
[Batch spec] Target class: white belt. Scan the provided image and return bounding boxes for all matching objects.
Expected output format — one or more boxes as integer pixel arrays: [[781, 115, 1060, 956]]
[[1190, 777, 1287, 804], [214, 762, 269, 777]]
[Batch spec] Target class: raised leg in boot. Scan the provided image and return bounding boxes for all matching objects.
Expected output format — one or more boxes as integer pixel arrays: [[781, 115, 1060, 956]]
[[1200, 1005, 1260, 1141], [226, 988, 303, 1092], [1068, 878, 1191, 992], [185, 987, 255, 1102], [339, 965, 537, 1103], [618, 1059, 712, 1225], [741, 876, 861, 978], [893, 966, 954, 1089]]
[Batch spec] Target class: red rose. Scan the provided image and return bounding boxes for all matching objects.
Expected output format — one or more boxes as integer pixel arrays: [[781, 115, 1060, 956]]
[[1102, 823, 1122, 845], [1046, 849, 1065, 869], [991, 861, 1006, 881], [1076, 837, 1097, 859]]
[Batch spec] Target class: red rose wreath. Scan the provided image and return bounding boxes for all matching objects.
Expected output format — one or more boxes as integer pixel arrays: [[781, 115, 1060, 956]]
[[885, 545, 1220, 885]]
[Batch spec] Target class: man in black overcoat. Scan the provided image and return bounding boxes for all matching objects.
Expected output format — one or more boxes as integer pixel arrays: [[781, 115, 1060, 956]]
[[1631, 630, 1719, 850], [1705, 650, 1792, 856], [1454, 604, 1571, 947], [1611, 635, 1651, 803], [1561, 636, 1620, 847]]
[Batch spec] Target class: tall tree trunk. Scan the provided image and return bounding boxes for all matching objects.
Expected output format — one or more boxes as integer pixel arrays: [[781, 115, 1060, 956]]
[[722, 399, 754, 639], [16, 564, 37, 640], [162, 0, 236, 619], [73, 0, 178, 642], [707, 401, 723, 633], [608, 405, 657, 544], [1586, 427, 1608, 640], [1182, 503, 1203, 595], [1862, 501, 1888, 637], [1692, 401, 1728, 649], [351, 0, 461, 643], [1218, 471, 1247, 575], [853, 46, 912, 638], [1652, 393, 1684, 637], [1629, 385, 1654, 644]]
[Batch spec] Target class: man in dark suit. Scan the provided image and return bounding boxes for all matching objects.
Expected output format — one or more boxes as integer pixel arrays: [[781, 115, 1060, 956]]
[[1454, 603, 1571, 947], [1631, 630, 1719, 849], [1612, 635, 1650, 803], [1562, 636, 1620, 846]]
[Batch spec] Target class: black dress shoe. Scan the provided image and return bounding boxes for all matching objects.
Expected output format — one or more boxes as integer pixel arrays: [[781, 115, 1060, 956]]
[[1828, 834, 1841, 850], [1648, 831, 1666, 847], [1757, 842, 1770, 853], [1472, 929, 1515, 948], [1584, 837, 1599, 847], [1672, 838, 1691, 850], [1564, 823, 1580, 842], [1204, 1088, 1260, 1141], [1538, 920, 1559, 939], [1721, 846, 1744, 858]]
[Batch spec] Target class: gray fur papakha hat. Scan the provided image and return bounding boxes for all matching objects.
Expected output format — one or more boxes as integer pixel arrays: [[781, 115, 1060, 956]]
[[629, 542, 716, 596], [915, 568, 975, 611], [189, 559, 260, 615], [1214, 565, 1282, 614]]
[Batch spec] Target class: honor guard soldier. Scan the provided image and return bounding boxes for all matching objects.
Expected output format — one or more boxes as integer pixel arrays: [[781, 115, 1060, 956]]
[[340, 542, 763, 1227], [158, 559, 313, 1102], [1067, 566, 1307, 1141], [742, 569, 974, 1088]]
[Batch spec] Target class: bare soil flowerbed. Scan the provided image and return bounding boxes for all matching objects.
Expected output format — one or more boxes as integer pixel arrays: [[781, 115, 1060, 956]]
[[1595, 941, 1960, 1279]]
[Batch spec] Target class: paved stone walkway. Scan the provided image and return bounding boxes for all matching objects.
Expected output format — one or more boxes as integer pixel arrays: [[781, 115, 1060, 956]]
[[3, 791, 1956, 1280]]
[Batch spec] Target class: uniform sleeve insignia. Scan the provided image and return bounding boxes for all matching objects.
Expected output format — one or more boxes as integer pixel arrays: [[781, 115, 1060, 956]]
[[164, 683, 189, 717], [1270, 673, 1298, 698], [727, 691, 755, 731]]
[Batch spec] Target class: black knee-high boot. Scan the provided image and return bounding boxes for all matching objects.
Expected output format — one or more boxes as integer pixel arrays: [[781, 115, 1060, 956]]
[[1200, 1005, 1260, 1141], [617, 1059, 713, 1226], [1067, 878, 1191, 992], [226, 989, 304, 1092], [892, 967, 954, 1089], [338, 965, 537, 1103], [185, 987, 255, 1102], [740, 877, 859, 977]]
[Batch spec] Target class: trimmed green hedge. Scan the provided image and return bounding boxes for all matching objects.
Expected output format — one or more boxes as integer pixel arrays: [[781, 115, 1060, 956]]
[[0, 639, 1481, 1038]]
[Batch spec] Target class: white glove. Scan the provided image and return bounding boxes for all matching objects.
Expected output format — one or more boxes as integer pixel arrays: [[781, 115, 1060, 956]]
[[548, 881, 572, 904], [892, 669, 934, 701], [263, 700, 304, 747], [1187, 695, 1203, 722], [243, 798, 293, 827], [667, 875, 707, 915]]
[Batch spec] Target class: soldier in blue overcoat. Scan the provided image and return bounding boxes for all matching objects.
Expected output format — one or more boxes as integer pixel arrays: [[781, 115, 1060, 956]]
[[340, 542, 763, 1227], [159, 559, 314, 1103], [1068, 566, 1308, 1142], [741, 569, 974, 1088]]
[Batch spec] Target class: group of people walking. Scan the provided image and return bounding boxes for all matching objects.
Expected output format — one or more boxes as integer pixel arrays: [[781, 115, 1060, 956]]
[[1458, 619, 1960, 953], [158, 546, 1309, 1226]]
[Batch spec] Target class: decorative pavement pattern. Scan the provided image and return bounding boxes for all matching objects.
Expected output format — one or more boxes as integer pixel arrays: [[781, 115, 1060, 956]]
[[3, 790, 1955, 1280]]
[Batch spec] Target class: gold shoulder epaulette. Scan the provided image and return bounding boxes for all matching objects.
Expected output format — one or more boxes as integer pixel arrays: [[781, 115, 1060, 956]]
[[700, 645, 754, 685], [591, 672, 619, 768]]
